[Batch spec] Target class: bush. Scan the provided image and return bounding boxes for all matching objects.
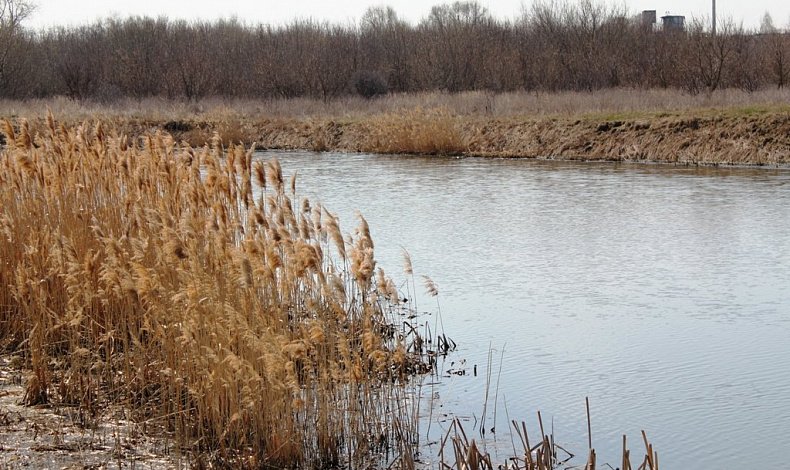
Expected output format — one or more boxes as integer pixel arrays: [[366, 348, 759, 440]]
[[353, 70, 389, 99]]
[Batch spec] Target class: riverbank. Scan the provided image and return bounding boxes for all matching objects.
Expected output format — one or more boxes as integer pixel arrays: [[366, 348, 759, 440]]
[[238, 110, 790, 166], [3, 90, 790, 165], [89, 111, 790, 166]]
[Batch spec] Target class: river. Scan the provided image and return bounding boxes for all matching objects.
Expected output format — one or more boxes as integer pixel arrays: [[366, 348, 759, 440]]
[[258, 151, 790, 469]]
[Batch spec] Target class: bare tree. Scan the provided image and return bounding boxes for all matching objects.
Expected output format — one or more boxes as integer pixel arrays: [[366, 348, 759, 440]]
[[730, 30, 763, 91], [45, 26, 107, 100], [684, 17, 740, 93], [359, 6, 413, 92], [759, 12, 789, 88], [0, 2, 786, 101], [104, 17, 169, 98], [420, 1, 495, 91], [0, 0, 34, 32], [164, 21, 218, 100], [0, 0, 35, 96]]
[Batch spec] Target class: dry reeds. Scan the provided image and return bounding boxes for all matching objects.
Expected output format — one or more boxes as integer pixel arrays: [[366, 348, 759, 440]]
[[3, 86, 790, 164], [365, 108, 467, 155], [0, 115, 431, 467], [5, 90, 790, 164], [439, 398, 658, 470], [5, 88, 790, 121]]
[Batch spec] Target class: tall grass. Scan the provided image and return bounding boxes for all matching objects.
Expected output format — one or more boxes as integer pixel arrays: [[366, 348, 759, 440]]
[[4, 88, 790, 121], [4, 90, 789, 165], [0, 115, 429, 467], [366, 108, 466, 155]]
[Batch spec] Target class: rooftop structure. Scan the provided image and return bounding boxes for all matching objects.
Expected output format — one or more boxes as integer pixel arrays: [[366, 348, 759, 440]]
[[661, 14, 685, 31]]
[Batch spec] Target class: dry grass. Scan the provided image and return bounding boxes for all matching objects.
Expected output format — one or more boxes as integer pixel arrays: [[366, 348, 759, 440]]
[[4, 88, 790, 121], [441, 413, 659, 470], [0, 115, 432, 467], [3, 87, 789, 167], [365, 108, 466, 155]]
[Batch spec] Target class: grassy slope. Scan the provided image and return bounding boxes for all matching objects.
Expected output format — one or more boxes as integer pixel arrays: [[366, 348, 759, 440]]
[[129, 111, 790, 166], [3, 91, 790, 165]]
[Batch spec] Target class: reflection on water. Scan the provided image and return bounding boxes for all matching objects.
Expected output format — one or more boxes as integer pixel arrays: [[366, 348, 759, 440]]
[[257, 151, 790, 469]]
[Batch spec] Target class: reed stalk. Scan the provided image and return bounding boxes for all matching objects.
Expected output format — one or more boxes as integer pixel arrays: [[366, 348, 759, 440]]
[[0, 115, 432, 467]]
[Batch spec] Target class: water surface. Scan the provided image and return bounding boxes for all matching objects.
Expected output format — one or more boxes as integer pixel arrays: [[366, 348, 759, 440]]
[[258, 151, 790, 469]]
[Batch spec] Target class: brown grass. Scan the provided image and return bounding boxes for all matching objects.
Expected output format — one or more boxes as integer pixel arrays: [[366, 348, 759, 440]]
[[0, 115, 431, 467], [4, 88, 790, 120], [2, 87, 789, 169], [441, 413, 659, 470], [364, 108, 466, 155]]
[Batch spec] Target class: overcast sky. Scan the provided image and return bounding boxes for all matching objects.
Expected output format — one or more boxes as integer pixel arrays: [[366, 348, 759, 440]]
[[24, 1, 790, 31]]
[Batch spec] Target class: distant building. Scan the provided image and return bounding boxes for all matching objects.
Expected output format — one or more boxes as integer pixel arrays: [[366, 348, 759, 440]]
[[661, 15, 685, 31], [641, 10, 657, 27]]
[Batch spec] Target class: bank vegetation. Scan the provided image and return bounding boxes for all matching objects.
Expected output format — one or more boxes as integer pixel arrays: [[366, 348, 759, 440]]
[[4, 88, 790, 165]]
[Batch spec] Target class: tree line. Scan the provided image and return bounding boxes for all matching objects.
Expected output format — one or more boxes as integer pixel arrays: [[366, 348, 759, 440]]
[[1, 0, 788, 101]]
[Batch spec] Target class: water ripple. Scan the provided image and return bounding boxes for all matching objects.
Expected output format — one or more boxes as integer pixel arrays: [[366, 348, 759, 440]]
[[259, 151, 790, 469]]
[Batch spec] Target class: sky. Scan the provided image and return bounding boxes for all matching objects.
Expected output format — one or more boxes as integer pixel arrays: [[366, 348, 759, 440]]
[[23, 0, 790, 31]]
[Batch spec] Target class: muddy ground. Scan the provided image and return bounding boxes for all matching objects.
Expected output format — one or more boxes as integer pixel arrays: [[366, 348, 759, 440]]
[[0, 358, 183, 469]]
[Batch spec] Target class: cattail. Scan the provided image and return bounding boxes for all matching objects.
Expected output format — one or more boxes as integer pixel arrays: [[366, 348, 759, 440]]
[[351, 246, 375, 290], [376, 268, 398, 303], [210, 131, 222, 153], [94, 121, 104, 145], [299, 214, 312, 240], [311, 205, 323, 238], [16, 154, 35, 176], [244, 144, 255, 173], [355, 212, 374, 249], [241, 177, 252, 209], [233, 145, 245, 174], [308, 324, 325, 344], [282, 195, 296, 228], [251, 207, 266, 227]]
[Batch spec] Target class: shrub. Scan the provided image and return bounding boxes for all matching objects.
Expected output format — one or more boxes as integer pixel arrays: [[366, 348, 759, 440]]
[[353, 70, 389, 99]]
